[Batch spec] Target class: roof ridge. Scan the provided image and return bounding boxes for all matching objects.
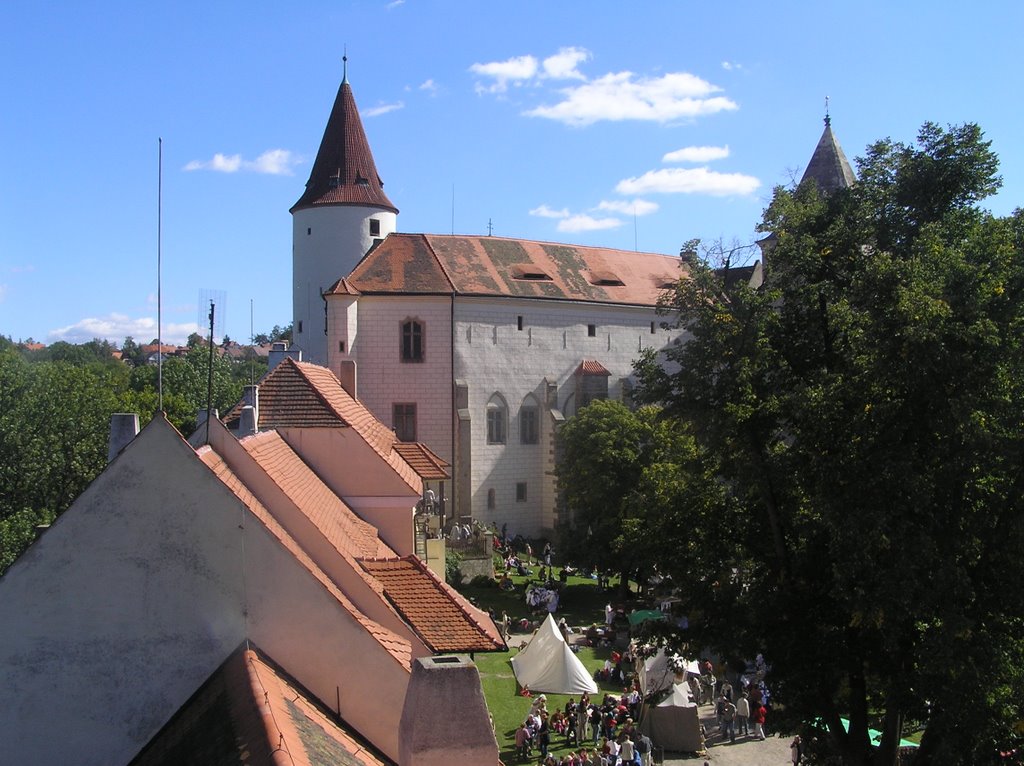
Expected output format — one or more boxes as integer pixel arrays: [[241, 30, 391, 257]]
[[420, 234, 458, 293]]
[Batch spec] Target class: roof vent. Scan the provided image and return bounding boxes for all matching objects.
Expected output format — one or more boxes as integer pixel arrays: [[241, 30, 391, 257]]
[[589, 270, 624, 287], [511, 263, 553, 281]]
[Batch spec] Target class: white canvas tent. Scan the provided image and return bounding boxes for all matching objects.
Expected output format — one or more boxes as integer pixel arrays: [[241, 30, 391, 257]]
[[639, 682, 702, 753], [510, 614, 598, 695], [637, 649, 701, 696]]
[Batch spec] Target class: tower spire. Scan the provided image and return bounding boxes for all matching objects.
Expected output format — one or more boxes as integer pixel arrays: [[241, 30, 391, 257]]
[[342, 46, 348, 84], [800, 102, 855, 194], [290, 68, 397, 214]]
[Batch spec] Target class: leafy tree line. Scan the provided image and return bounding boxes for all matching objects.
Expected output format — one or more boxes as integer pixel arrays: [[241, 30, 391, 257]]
[[0, 333, 273, 573], [559, 124, 1023, 765]]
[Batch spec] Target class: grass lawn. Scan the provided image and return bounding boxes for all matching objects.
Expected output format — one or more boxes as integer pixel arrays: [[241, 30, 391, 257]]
[[457, 564, 643, 763]]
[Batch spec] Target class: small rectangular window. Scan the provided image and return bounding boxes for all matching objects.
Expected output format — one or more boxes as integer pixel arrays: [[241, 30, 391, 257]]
[[517, 315, 523, 331], [588, 324, 596, 337], [298, 320, 303, 333], [516, 482, 527, 502], [307, 227, 312, 235], [369, 219, 381, 237], [392, 403, 417, 442], [338, 341, 346, 352], [650, 321, 656, 334]]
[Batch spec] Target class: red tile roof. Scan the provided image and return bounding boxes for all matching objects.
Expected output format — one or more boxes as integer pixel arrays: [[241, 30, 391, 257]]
[[392, 442, 451, 480], [223, 358, 421, 492], [238, 430, 392, 561], [337, 234, 687, 307], [131, 646, 390, 766], [575, 359, 611, 376], [198, 447, 411, 668], [358, 556, 505, 654], [291, 79, 397, 214]]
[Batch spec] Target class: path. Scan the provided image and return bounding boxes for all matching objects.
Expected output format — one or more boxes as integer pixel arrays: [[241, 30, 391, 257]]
[[662, 702, 793, 766]]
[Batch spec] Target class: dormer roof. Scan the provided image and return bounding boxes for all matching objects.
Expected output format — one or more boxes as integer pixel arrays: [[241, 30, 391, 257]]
[[291, 77, 398, 214], [800, 116, 857, 194]]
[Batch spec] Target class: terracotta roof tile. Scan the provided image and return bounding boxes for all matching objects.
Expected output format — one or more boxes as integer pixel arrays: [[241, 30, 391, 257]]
[[292, 80, 397, 214], [345, 234, 687, 306], [131, 645, 391, 766], [575, 359, 611, 376], [197, 447, 411, 668], [223, 358, 421, 493], [238, 430, 391, 561], [358, 557, 505, 654], [392, 442, 451, 480]]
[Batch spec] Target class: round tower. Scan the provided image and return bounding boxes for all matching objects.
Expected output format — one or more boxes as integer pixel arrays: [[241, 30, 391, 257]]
[[290, 65, 398, 366]]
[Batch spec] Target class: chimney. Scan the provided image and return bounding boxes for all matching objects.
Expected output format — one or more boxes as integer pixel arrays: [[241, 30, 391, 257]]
[[238, 405, 258, 437], [338, 359, 357, 398], [108, 413, 140, 462], [398, 656, 498, 766], [242, 384, 259, 425], [268, 340, 301, 372], [195, 408, 219, 430]]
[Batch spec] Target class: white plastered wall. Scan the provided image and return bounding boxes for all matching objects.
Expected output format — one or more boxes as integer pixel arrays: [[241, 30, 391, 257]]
[[0, 416, 411, 764]]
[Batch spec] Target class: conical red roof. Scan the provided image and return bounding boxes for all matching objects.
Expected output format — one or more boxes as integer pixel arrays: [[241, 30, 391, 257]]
[[291, 77, 398, 213]]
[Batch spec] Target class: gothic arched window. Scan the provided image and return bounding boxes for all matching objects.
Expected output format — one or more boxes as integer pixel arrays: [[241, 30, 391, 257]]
[[486, 393, 507, 445]]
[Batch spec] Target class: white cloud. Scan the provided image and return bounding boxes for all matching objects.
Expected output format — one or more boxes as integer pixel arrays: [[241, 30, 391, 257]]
[[470, 55, 538, 94], [526, 71, 737, 126], [663, 145, 730, 163], [419, 79, 438, 94], [529, 204, 570, 219], [184, 149, 301, 175], [47, 314, 200, 345], [616, 167, 760, 197], [596, 199, 659, 216], [387, 0, 405, 8], [557, 214, 623, 233], [721, 61, 742, 71], [364, 101, 404, 117], [542, 47, 590, 80]]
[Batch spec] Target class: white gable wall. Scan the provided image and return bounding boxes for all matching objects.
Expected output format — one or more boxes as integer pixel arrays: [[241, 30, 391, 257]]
[[0, 416, 413, 764]]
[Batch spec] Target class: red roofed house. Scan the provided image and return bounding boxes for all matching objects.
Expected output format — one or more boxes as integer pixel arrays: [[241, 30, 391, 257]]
[[0, 355, 504, 765]]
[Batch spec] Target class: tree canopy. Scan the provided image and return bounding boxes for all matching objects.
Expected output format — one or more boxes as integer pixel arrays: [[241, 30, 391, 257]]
[[634, 123, 1024, 765]]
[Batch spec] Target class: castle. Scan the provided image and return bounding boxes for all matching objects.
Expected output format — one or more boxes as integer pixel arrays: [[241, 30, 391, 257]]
[[288, 71, 854, 538]]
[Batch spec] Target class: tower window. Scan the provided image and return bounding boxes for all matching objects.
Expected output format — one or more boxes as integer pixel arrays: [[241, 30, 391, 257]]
[[486, 394, 507, 445], [651, 321, 656, 334], [588, 324, 596, 337], [487, 488, 496, 510], [338, 341, 346, 353], [517, 315, 524, 331], [307, 227, 312, 235], [401, 319, 424, 363], [516, 482, 528, 502], [297, 320, 303, 334], [369, 219, 381, 237]]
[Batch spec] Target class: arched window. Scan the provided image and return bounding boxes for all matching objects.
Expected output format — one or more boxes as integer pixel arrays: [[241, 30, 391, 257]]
[[400, 319, 424, 363], [520, 394, 539, 445], [486, 393, 507, 444]]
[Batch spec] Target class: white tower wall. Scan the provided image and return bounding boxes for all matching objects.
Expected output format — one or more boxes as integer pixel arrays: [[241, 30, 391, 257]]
[[292, 206, 397, 365]]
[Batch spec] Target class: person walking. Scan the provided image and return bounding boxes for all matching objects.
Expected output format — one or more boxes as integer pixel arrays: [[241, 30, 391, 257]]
[[790, 734, 803, 764], [735, 691, 750, 736], [721, 698, 737, 743], [752, 701, 767, 740]]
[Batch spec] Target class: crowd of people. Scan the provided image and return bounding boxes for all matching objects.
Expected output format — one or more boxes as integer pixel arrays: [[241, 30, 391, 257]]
[[515, 690, 654, 765]]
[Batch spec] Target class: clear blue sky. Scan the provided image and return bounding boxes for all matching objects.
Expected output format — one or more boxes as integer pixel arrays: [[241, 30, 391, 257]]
[[2, 1, 1020, 346]]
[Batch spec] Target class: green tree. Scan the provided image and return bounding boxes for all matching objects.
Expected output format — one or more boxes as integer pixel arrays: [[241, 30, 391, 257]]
[[0, 349, 128, 572], [635, 123, 1024, 765], [556, 400, 691, 596]]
